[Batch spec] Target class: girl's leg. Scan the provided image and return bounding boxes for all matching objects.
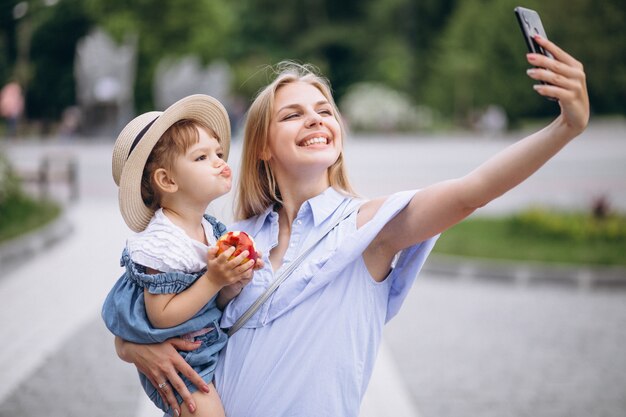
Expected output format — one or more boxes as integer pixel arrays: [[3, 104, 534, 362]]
[[180, 383, 225, 417]]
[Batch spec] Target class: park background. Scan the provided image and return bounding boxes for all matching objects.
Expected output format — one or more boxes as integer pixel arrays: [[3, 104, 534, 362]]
[[1, 0, 625, 136]]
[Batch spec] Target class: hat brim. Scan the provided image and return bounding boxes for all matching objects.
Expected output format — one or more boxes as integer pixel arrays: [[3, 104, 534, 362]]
[[118, 94, 231, 232]]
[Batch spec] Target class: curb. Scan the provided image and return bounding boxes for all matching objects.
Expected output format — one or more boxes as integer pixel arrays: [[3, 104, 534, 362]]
[[0, 212, 73, 275], [424, 253, 626, 290]]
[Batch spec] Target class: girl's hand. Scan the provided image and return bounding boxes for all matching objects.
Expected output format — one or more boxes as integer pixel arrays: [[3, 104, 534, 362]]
[[115, 337, 209, 416], [526, 35, 589, 135], [216, 251, 264, 309], [206, 246, 256, 287]]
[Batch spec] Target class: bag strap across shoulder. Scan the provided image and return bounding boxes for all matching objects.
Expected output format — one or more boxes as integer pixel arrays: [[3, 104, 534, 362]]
[[226, 202, 360, 337]]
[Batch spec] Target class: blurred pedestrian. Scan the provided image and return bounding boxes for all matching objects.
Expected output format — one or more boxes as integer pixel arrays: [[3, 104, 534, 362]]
[[0, 81, 24, 138], [116, 35, 589, 417]]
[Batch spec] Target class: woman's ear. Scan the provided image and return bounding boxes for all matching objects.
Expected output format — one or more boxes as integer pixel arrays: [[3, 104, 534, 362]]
[[152, 168, 178, 194]]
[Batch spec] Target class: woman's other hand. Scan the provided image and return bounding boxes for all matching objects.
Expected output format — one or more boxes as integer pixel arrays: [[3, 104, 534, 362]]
[[115, 336, 210, 416]]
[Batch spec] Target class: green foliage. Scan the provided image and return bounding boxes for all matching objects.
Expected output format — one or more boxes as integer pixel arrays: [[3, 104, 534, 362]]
[[0, 151, 21, 204], [0, 192, 60, 243], [424, 0, 626, 123], [511, 208, 626, 242], [435, 210, 626, 266], [27, 0, 93, 121], [0, 152, 60, 243], [2, 0, 625, 127]]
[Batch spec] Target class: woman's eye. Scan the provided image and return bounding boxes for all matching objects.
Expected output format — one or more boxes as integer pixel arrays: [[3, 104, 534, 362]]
[[319, 109, 333, 116], [283, 113, 299, 120]]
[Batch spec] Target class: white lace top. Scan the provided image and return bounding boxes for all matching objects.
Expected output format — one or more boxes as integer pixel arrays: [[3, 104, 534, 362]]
[[127, 208, 217, 274]]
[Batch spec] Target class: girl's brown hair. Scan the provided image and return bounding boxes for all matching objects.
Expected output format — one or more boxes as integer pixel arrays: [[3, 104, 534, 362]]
[[236, 62, 356, 220], [141, 119, 219, 210]]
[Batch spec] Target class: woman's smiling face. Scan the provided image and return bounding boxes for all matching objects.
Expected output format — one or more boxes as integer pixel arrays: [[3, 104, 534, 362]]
[[266, 81, 342, 182]]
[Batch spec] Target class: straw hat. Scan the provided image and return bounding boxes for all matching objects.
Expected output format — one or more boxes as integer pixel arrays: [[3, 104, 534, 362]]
[[112, 94, 231, 232]]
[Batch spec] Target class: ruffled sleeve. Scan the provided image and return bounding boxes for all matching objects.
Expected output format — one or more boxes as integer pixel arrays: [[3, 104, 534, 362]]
[[120, 249, 204, 294]]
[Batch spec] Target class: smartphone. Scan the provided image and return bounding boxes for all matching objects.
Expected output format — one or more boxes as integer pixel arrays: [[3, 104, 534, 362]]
[[514, 7, 553, 59], [514, 6, 556, 99]]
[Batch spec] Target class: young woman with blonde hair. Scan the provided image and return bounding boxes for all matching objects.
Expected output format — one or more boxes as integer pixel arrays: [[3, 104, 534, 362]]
[[116, 36, 589, 417]]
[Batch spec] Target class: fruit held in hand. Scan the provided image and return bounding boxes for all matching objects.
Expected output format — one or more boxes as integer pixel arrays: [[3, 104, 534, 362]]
[[216, 231, 259, 262]]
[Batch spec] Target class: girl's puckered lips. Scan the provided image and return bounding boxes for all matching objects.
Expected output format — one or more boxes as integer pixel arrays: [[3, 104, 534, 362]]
[[220, 166, 232, 178]]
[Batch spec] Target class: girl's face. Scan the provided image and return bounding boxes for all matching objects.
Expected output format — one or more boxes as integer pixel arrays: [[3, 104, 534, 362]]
[[266, 81, 342, 184], [170, 126, 232, 206]]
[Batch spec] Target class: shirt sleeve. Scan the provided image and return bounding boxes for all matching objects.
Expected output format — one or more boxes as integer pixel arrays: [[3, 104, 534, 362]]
[[385, 234, 438, 322]]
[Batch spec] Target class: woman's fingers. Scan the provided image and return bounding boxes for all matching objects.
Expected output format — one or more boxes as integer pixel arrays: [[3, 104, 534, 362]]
[[526, 36, 589, 133], [534, 35, 583, 69]]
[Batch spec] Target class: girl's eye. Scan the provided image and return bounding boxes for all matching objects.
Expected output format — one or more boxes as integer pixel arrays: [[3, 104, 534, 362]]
[[217, 153, 224, 160], [195, 155, 207, 161]]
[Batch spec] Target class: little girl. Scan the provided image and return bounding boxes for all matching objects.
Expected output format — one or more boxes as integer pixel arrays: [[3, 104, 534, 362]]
[[102, 94, 259, 417]]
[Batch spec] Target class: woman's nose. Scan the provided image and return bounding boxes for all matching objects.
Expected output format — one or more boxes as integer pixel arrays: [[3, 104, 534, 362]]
[[305, 111, 323, 127]]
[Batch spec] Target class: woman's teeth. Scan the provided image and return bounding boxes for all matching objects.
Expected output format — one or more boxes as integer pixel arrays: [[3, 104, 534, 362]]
[[301, 137, 328, 146]]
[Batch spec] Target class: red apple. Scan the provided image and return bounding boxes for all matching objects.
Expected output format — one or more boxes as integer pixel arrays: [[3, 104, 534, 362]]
[[216, 231, 259, 263]]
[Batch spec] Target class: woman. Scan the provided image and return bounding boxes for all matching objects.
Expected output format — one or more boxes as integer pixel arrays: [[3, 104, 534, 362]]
[[115, 35, 588, 417]]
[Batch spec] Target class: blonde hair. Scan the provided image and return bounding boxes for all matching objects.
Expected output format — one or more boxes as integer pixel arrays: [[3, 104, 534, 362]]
[[141, 119, 219, 210], [236, 62, 356, 220]]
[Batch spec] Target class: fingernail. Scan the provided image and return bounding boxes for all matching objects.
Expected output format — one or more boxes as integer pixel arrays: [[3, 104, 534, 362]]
[[189, 402, 196, 413], [526, 68, 535, 75], [203, 383, 211, 393], [175, 409, 181, 417], [527, 54, 536, 61], [533, 85, 541, 90]]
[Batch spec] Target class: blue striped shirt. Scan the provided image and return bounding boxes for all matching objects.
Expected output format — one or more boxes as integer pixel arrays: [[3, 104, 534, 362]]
[[216, 187, 438, 416]]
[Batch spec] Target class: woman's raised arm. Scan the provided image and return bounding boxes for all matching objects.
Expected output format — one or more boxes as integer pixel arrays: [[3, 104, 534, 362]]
[[362, 35, 589, 280]]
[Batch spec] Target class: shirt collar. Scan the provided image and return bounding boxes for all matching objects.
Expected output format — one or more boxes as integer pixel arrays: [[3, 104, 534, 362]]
[[245, 187, 350, 236], [306, 187, 350, 226]]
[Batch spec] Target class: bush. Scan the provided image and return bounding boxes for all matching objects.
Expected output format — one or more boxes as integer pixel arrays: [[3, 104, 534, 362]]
[[510, 208, 626, 242], [0, 152, 61, 243]]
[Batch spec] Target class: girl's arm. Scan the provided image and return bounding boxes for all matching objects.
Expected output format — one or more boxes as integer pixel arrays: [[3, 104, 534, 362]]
[[361, 36, 589, 280], [145, 247, 255, 328]]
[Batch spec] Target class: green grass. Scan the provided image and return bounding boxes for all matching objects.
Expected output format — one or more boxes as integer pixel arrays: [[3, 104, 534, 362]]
[[434, 211, 626, 267], [0, 194, 61, 243]]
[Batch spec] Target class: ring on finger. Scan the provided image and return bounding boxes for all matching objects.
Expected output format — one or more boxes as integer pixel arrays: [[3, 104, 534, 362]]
[[158, 381, 169, 390]]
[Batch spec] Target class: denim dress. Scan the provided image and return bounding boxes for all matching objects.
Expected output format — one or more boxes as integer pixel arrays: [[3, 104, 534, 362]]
[[102, 214, 228, 414]]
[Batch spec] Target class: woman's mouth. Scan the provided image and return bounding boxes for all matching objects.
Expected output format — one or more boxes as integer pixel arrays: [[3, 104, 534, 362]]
[[299, 136, 329, 147]]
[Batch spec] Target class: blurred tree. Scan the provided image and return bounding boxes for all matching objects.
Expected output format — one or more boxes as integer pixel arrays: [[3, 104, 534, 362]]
[[0, 0, 20, 83], [83, 0, 234, 112], [540, 0, 626, 115], [27, 0, 92, 127], [424, 0, 552, 125], [228, 0, 458, 103], [424, 0, 626, 124]]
